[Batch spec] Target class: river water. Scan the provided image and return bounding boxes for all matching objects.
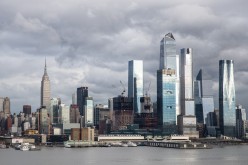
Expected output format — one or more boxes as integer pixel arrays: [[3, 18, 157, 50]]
[[1, 145, 248, 165]]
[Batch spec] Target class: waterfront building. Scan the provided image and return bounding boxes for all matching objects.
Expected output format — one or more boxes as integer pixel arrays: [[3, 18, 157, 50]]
[[94, 104, 110, 129], [71, 127, 94, 141], [128, 60, 144, 113], [41, 59, 51, 110], [85, 97, 94, 126], [177, 115, 199, 139], [70, 104, 80, 123], [236, 105, 246, 139], [180, 48, 194, 115], [77, 87, 88, 116], [157, 69, 178, 135], [219, 60, 236, 137], [157, 33, 180, 135], [23, 105, 31, 115], [112, 96, 133, 130]]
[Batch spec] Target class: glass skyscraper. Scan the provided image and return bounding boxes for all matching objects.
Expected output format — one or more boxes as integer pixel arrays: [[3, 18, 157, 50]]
[[180, 48, 194, 115], [194, 69, 214, 124], [128, 60, 143, 113], [219, 60, 236, 137], [157, 69, 178, 135], [77, 87, 88, 116], [157, 33, 180, 134]]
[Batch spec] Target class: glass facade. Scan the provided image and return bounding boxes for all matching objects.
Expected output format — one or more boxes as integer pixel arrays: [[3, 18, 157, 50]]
[[219, 60, 236, 137], [128, 60, 144, 113], [59, 104, 70, 124], [157, 69, 178, 135], [159, 33, 177, 70], [180, 48, 194, 115], [85, 97, 94, 126]]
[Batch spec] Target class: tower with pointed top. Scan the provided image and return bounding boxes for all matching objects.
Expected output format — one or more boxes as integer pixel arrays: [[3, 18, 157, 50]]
[[157, 33, 180, 135], [41, 59, 51, 109]]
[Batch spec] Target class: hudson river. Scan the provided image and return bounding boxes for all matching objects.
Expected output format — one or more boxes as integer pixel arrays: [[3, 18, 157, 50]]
[[1, 145, 248, 165]]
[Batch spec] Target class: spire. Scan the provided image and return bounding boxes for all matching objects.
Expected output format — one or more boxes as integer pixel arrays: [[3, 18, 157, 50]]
[[44, 57, 48, 75]]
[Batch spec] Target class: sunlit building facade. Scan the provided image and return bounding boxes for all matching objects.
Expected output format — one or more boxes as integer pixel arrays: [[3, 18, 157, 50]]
[[219, 60, 236, 137], [128, 60, 144, 114]]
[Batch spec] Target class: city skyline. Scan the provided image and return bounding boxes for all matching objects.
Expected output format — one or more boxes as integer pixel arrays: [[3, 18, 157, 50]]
[[0, 0, 248, 113]]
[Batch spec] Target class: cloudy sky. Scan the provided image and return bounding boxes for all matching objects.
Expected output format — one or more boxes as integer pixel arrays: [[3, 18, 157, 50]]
[[0, 0, 248, 113]]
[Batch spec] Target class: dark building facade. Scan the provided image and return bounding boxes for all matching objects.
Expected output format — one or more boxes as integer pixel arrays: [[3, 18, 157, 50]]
[[23, 105, 32, 115], [77, 87, 88, 116]]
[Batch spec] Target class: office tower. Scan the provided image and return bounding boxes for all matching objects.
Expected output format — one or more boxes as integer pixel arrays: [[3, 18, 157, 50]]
[[38, 107, 49, 134], [157, 69, 178, 134], [177, 115, 199, 138], [180, 48, 194, 115], [94, 104, 110, 129], [70, 104, 80, 123], [77, 87, 88, 116], [128, 60, 144, 113], [41, 59, 51, 109], [84, 97, 94, 126], [157, 33, 180, 135], [0, 97, 4, 112], [236, 105, 246, 139], [194, 69, 215, 123], [72, 93, 76, 105], [112, 96, 133, 130], [50, 98, 61, 124], [23, 105, 31, 115], [140, 96, 153, 113], [59, 104, 70, 124], [219, 60, 236, 137], [3, 97, 10, 115]]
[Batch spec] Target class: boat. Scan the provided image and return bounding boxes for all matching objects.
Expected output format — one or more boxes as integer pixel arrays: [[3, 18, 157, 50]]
[[14, 144, 21, 150], [111, 142, 123, 147], [121, 143, 128, 147], [127, 141, 137, 147], [20, 143, 30, 151], [64, 141, 71, 148], [0, 144, 7, 149], [29, 144, 41, 151]]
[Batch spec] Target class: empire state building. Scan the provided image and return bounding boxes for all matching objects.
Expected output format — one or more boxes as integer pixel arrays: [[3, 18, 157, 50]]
[[41, 59, 51, 109]]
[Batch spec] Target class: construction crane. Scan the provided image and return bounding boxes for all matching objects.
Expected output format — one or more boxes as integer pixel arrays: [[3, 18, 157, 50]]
[[120, 80, 126, 97]]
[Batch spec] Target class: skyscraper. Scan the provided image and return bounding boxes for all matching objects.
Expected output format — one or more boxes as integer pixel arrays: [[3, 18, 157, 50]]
[[219, 60, 236, 137], [23, 105, 31, 115], [128, 60, 143, 113], [41, 59, 51, 109], [77, 87, 88, 116], [3, 97, 10, 115], [157, 33, 180, 135], [180, 48, 194, 115], [194, 69, 214, 124], [85, 97, 94, 126]]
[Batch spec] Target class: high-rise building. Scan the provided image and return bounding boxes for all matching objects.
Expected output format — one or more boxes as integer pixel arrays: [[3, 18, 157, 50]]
[[194, 69, 214, 124], [180, 48, 194, 115], [157, 33, 180, 135], [37, 107, 50, 134], [50, 98, 61, 124], [3, 97, 10, 115], [0, 97, 4, 112], [128, 60, 143, 113], [70, 104, 80, 123], [59, 104, 70, 124], [157, 69, 178, 135], [236, 105, 246, 139], [77, 87, 88, 116], [219, 60, 236, 137], [23, 105, 31, 115], [84, 97, 94, 126], [41, 59, 51, 109]]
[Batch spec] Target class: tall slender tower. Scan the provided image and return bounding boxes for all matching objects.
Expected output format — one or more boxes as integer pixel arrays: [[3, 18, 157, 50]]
[[41, 59, 51, 109], [219, 60, 236, 137], [180, 48, 194, 115], [128, 60, 143, 113], [157, 33, 180, 135]]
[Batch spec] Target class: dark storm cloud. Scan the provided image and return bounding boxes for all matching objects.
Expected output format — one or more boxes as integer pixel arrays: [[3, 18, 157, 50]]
[[1, 0, 248, 112]]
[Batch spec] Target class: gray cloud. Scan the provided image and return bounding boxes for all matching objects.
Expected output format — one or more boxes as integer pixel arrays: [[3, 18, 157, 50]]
[[0, 0, 248, 113]]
